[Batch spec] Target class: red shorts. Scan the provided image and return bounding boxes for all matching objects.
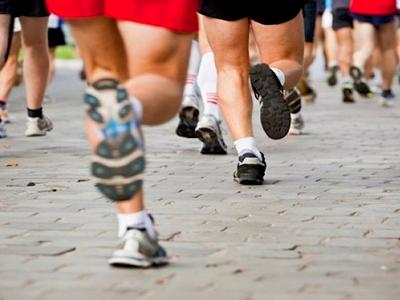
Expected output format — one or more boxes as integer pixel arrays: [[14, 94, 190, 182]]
[[45, 0, 199, 32]]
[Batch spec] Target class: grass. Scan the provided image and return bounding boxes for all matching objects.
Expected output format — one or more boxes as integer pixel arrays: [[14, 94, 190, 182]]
[[55, 45, 76, 60]]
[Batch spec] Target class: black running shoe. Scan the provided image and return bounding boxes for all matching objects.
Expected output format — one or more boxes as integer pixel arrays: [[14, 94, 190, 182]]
[[326, 65, 338, 86], [176, 96, 199, 138], [342, 84, 355, 103], [297, 79, 317, 103], [250, 64, 290, 140], [233, 152, 266, 185], [284, 88, 302, 114], [350, 66, 372, 98]]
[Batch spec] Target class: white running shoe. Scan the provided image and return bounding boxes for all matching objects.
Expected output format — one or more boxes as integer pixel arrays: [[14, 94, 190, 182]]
[[0, 120, 7, 138], [109, 228, 169, 268], [25, 116, 53, 137], [289, 113, 305, 135], [195, 114, 227, 155]]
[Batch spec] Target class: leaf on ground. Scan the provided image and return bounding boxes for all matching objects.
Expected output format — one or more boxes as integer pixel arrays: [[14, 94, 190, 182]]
[[5, 160, 18, 167]]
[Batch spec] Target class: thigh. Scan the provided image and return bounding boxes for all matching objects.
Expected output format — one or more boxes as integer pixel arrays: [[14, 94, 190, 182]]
[[353, 21, 375, 49], [19, 16, 48, 46], [117, 21, 193, 84], [202, 16, 250, 68], [251, 12, 304, 64], [68, 17, 128, 82], [377, 20, 397, 50]]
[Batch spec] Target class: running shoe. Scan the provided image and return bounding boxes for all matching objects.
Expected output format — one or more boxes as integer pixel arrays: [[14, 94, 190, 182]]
[[84, 78, 144, 201], [297, 79, 317, 103], [284, 88, 302, 114], [109, 227, 168, 268], [0, 107, 10, 123], [289, 113, 305, 135], [250, 63, 291, 140], [326, 65, 338, 87], [380, 90, 395, 108], [25, 116, 53, 137], [342, 83, 355, 103], [0, 119, 7, 138], [233, 152, 266, 185], [176, 94, 199, 138], [195, 114, 227, 155], [350, 66, 373, 98]]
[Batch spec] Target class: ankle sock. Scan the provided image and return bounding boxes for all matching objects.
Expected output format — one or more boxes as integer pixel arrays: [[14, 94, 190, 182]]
[[198, 52, 220, 120], [27, 107, 43, 119], [234, 137, 262, 161], [270, 67, 285, 87], [117, 210, 156, 239]]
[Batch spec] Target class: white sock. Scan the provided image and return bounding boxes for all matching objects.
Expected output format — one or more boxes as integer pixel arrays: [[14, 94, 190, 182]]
[[270, 67, 285, 87], [341, 75, 352, 85], [130, 97, 143, 119], [328, 61, 338, 68], [117, 210, 156, 239], [197, 52, 220, 120], [183, 40, 201, 97], [234, 137, 262, 161]]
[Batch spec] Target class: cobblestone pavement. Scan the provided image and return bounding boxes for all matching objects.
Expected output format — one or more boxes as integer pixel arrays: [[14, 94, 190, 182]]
[[1, 61, 400, 300]]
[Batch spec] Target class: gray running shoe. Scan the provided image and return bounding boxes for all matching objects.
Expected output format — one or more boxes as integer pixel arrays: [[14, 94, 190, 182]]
[[195, 114, 227, 155], [109, 228, 169, 268], [25, 116, 53, 137], [289, 113, 305, 135], [176, 94, 199, 138], [0, 120, 7, 138]]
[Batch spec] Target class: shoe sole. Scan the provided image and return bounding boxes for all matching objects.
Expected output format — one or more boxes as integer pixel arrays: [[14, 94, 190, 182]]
[[84, 79, 144, 201], [109, 256, 169, 268], [250, 64, 290, 140], [176, 106, 199, 138], [196, 127, 227, 155], [234, 172, 264, 185], [327, 74, 337, 87]]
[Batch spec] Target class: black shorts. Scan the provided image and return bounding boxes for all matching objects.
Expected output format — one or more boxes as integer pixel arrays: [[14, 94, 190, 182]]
[[0, 0, 49, 17], [332, 8, 353, 30], [200, 0, 305, 25], [303, 0, 317, 43], [316, 0, 325, 15], [48, 28, 66, 48]]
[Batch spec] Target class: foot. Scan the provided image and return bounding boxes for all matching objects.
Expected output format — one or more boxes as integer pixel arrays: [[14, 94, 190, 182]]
[[233, 152, 266, 185], [289, 113, 305, 136], [176, 94, 199, 138], [195, 114, 227, 155], [350, 66, 373, 98], [0, 120, 7, 138], [25, 116, 53, 137], [342, 84, 355, 103], [380, 90, 395, 108], [250, 63, 291, 140], [297, 79, 317, 103], [326, 65, 338, 86], [84, 78, 144, 201], [109, 228, 169, 268]]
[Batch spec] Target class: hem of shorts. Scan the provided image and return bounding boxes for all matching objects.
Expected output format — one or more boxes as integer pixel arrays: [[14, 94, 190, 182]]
[[106, 14, 198, 33], [200, 9, 302, 26], [57, 12, 197, 33]]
